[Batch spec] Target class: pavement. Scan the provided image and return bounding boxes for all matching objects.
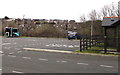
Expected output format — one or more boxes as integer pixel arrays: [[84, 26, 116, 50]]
[[1, 37, 119, 74]]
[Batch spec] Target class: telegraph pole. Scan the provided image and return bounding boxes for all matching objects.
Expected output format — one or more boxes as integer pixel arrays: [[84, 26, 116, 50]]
[[91, 20, 93, 39]]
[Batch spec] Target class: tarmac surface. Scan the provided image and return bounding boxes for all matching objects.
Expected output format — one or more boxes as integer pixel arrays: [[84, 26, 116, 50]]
[[0, 37, 119, 74]]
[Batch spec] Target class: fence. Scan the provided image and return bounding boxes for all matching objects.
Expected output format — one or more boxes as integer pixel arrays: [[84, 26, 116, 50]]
[[79, 35, 118, 53], [80, 35, 100, 51]]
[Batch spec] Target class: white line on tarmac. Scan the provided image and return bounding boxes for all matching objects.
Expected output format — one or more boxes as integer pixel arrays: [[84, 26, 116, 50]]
[[0, 69, 2, 70], [22, 57, 31, 59], [12, 70, 24, 74], [56, 61, 67, 63], [8, 55, 16, 58], [61, 61, 67, 63], [100, 65, 113, 68], [39, 58, 48, 61], [2, 43, 11, 45], [9, 52, 14, 55], [56, 61, 60, 62], [77, 63, 89, 65]]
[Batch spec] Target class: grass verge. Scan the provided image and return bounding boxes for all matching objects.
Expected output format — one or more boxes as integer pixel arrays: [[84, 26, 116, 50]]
[[74, 43, 120, 56]]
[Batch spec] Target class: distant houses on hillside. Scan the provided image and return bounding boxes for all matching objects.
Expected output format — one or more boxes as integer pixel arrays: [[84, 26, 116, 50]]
[[1, 17, 79, 31]]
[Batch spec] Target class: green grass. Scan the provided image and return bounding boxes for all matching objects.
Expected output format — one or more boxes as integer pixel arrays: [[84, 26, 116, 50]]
[[74, 43, 120, 56], [74, 50, 120, 56]]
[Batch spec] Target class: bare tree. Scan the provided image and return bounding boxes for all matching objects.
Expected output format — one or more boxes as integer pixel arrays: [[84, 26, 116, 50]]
[[80, 14, 86, 22], [88, 9, 101, 21], [101, 2, 118, 17]]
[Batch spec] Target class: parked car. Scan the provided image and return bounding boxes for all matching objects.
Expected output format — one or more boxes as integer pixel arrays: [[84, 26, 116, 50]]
[[67, 31, 81, 40]]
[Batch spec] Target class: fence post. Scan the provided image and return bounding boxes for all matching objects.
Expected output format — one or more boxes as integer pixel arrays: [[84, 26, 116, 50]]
[[85, 35, 88, 50], [83, 36, 85, 50], [104, 27, 107, 53], [89, 36, 91, 48], [80, 37, 82, 52]]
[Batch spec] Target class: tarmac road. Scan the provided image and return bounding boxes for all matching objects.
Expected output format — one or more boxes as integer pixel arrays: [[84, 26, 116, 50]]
[[1, 37, 119, 74]]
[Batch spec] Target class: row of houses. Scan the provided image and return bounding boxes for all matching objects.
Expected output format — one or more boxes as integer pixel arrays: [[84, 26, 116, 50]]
[[1, 17, 80, 31]]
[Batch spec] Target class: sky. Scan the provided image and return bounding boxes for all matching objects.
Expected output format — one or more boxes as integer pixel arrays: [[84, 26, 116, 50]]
[[0, 0, 119, 22]]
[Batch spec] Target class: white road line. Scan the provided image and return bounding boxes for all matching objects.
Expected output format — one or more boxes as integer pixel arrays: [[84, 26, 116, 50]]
[[61, 61, 67, 63], [100, 65, 113, 68], [56, 61, 60, 62], [8, 55, 16, 58], [9, 52, 14, 55], [77, 63, 88, 65], [12, 70, 24, 74], [2, 43, 11, 45], [56, 61, 67, 63], [68, 45, 74, 48], [74, 45, 80, 47], [45, 45, 50, 47], [22, 57, 31, 59], [39, 58, 48, 61], [0, 69, 2, 70]]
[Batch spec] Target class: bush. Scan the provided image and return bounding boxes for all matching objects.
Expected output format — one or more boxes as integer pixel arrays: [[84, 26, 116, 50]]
[[27, 24, 66, 38]]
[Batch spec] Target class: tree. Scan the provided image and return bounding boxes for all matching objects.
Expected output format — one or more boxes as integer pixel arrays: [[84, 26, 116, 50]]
[[101, 2, 118, 17], [80, 14, 86, 22], [88, 9, 101, 21]]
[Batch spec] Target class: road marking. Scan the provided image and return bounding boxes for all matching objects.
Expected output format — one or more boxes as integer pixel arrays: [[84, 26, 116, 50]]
[[9, 52, 14, 55], [77, 63, 88, 65], [45, 45, 50, 47], [8, 55, 16, 57], [56, 61, 67, 63], [2, 43, 11, 45], [12, 70, 24, 74], [68, 45, 74, 48], [56, 61, 60, 62], [74, 45, 80, 47], [39, 58, 48, 61], [63, 45, 67, 47], [22, 57, 31, 59], [0, 69, 2, 70], [100, 65, 113, 68], [61, 61, 67, 63]]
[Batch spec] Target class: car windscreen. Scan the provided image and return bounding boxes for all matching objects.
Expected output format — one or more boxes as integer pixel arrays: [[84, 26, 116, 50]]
[[13, 29, 18, 32]]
